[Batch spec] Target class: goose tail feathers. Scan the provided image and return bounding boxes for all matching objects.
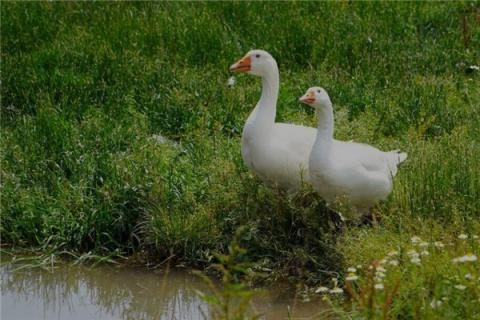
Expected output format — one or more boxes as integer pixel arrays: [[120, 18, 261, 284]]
[[385, 150, 407, 177]]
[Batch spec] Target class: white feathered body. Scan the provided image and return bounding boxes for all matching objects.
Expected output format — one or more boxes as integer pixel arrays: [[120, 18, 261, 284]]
[[238, 52, 319, 191], [242, 121, 316, 190], [309, 140, 407, 213]]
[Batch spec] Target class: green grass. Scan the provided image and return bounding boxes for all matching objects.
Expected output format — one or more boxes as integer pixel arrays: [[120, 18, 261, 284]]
[[1, 2, 480, 318], [332, 221, 480, 319]]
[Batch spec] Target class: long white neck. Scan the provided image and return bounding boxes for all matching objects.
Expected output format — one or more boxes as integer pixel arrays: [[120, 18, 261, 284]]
[[312, 100, 334, 163], [247, 61, 279, 128]]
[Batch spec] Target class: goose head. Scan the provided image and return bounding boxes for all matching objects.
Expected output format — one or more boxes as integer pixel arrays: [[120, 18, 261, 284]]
[[299, 87, 331, 109], [230, 50, 276, 77]]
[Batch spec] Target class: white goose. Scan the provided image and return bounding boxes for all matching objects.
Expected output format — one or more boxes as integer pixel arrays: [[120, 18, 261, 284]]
[[230, 50, 317, 191], [299, 87, 407, 216]]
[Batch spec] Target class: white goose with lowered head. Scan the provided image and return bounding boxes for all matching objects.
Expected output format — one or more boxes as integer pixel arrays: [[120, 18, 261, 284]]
[[299, 87, 407, 216], [230, 50, 316, 191]]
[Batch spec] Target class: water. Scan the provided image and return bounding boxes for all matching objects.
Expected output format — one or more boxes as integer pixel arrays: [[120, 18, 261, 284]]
[[1, 260, 329, 320]]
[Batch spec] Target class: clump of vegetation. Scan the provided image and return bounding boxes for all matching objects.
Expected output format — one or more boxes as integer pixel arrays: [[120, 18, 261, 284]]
[[313, 223, 480, 319], [195, 228, 262, 320]]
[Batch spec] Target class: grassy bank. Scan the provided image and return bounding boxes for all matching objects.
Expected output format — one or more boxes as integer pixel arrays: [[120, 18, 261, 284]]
[[1, 2, 480, 318]]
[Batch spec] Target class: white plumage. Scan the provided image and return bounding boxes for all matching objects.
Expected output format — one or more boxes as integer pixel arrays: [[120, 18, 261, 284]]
[[230, 50, 407, 211], [299, 87, 407, 215], [230, 50, 316, 190]]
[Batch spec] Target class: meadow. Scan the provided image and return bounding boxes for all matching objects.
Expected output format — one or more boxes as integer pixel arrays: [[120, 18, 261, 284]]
[[1, 2, 480, 319]]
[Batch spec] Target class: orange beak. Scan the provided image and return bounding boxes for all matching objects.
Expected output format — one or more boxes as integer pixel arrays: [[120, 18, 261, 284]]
[[229, 55, 251, 73], [299, 91, 315, 105]]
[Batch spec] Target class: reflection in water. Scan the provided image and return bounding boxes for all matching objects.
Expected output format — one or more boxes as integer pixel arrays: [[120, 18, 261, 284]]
[[1, 261, 328, 320]]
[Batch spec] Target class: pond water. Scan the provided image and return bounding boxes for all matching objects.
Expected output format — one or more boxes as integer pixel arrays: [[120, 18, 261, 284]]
[[1, 260, 330, 320]]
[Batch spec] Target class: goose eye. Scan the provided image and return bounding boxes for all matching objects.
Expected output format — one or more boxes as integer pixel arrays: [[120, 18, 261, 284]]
[[255, 54, 261, 58], [317, 90, 321, 93]]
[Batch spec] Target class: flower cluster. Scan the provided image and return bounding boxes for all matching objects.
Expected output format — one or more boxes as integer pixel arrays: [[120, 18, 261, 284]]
[[314, 231, 479, 317], [314, 277, 344, 296], [452, 253, 478, 263]]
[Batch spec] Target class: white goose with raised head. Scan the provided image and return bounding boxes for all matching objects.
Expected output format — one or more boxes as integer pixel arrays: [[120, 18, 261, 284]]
[[230, 50, 316, 191], [299, 86, 407, 215]]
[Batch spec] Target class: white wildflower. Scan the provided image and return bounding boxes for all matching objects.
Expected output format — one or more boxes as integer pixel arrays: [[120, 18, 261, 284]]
[[330, 287, 344, 294], [410, 257, 421, 265], [430, 299, 442, 309], [315, 286, 329, 293], [407, 249, 418, 256], [374, 283, 384, 290], [411, 236, 422, 244], [419, 241, 429, 248], [452, 253, 477, 263], [387, 250, 399, 257], [388, 260, 399, 266], [227, 76, 236, 87], [454, 284, 467, 290], [434, 241, 445, 248], [465, 273, 474, 280], [347, 267, 357, 273], [356, 265, 362, 269], [441, 296, 449, 301], [379, 258, 388, 265], [332, 278, 338, 287], [420, 250, 430, 256], [469, 65, 479, 71], [346, 273, 359, 281], [408, 252, 420, 260], [473, 235, 479, 240], [458, 234, 468, 240]]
